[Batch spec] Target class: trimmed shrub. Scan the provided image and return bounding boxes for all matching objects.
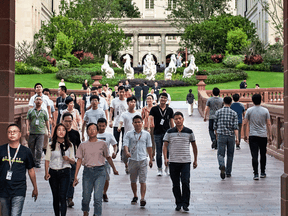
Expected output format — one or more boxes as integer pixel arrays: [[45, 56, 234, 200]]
[[41, 65, 59, 73], [263, 43, 283, 65], [226, 28, 250, 54], [24, 55, 51, 67], [56, 59, 70, 69], [223, 55, 245, 68], [15, 62, 43, 74], [194, 52, 213, 65], [236, 62, 271, 71], [64, 55, 80, 67]]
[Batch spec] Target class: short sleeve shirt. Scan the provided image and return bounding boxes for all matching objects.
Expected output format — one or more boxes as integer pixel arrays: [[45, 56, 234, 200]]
[[97, 132, 117, 149], [76, 140, 109, 167], [56, 97, 67, 123], [83, 108, 106, 124], [119, 111, 141, 135], [230, 102, 245, 124], [149, 105, 174, 135], [28, 94, 50, 116], [27, 108, 49, 134], [0, 144, 35, 198], [134, 86, 142, 97], [99, 97, 108, 111], [111, 98, 128, 127], [163, 127, 195, 163], [142, 86, 149, 97], [206, 97, 223, 119], [245, 106, 270, 137]]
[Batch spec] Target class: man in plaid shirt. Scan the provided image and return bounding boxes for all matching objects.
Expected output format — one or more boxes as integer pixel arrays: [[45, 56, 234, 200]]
[[213, 96, 239, 179]]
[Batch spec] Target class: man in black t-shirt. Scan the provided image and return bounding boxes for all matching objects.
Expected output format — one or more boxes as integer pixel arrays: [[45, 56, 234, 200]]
[[62, 113, 81, 207], [134, 83, 142, 110], [149, 93, 174, 176], [142, 82, 150, 107], [0, 124, 38, 216], [56, 86, 68, 124]]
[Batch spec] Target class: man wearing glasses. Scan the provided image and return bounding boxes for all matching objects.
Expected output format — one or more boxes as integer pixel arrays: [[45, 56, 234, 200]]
[[0, 124, 38, 216], [82, 95, 106, 141]]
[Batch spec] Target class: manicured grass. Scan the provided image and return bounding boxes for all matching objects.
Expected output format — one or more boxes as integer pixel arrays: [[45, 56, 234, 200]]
[[15, 70, 283, 101]]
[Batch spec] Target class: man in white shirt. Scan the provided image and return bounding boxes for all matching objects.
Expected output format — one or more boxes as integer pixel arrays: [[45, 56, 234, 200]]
[[97, 118, 117, 203], [118, 96, 141, 173], [86, 87, 109, 119]]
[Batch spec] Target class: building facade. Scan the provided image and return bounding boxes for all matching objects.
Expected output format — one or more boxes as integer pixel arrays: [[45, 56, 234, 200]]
[[236, 0, 283, 45]]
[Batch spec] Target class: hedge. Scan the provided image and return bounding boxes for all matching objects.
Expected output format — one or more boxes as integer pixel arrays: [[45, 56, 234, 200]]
[[15, 62, 43, 74]]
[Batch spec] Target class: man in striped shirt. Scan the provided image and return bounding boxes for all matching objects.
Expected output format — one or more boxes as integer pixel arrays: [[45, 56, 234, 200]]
[[163, 111, 198, 212]]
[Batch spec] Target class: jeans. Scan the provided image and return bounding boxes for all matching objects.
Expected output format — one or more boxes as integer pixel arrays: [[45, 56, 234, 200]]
[[28, 134, 45, 166], [237, 123, 242, 144], [249, 136, 268, 174], [113, 127, 124, 154], [0, 196, 25, 216], [82, 166, 106, 216], [67, 164, 76, 199], [217, 134, 235, 175], [154, 133, 168, 169], [49, 168, 71, 216], [169, 163, 190, 207], [209, 119, 216, 142], [135, 96, 141, 109]]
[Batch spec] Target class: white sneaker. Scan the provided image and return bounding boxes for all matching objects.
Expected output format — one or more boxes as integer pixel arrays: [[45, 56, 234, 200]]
[[157, 168, 163, 176], [165, 166, 170, 176]]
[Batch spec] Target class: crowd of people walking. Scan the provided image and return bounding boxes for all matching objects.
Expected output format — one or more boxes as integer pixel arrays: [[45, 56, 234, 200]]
[[0, 81, 272, 216]]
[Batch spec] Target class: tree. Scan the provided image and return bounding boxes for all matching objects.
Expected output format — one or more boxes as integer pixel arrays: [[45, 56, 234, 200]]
[[226, 28, 251, 54], [166, 0, 232, 29], [181, 14, 257, 54], [258, 0, 283, 41], [53, 32, 74, 59]]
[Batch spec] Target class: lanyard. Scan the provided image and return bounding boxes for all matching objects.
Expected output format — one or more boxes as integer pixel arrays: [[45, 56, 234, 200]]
[[131, 131, 142, 154], [158, 106, 167, 118], [7, 144, 20, 170], [34, 109, 42, 119]]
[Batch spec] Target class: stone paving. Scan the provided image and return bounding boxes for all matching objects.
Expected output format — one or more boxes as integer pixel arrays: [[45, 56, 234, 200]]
[[22, 107, 283, 216]]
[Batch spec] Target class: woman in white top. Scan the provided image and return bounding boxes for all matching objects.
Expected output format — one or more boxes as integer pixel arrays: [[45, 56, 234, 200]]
[[150, 89, 157, 105], [45, 123, 75, 216]]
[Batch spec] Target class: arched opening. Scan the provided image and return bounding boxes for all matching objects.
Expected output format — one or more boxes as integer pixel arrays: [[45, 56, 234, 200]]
[[166, 53, 177, 66], [142, 54, 158, 66], [120, 54, 133, 67]]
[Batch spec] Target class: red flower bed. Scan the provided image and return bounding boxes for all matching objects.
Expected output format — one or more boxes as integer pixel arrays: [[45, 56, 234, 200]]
[[244, 55, 263, 65], [73, 51, 94, 61], [211, 54, 224, 63]]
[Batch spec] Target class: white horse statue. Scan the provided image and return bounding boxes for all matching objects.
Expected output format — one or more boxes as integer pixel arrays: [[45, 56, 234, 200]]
[[101, 55, 114, 78], [164, 54, 177, 80], [123, 54, 134, 79], [143, 52, 157, 80], [183, 55, 198, 78]]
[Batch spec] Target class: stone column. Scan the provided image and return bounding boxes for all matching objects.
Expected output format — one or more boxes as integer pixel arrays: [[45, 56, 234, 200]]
[[0, 0, 15, 145], [161, 33, 166, 64], [282, 0, 288, 215], [133, 32, 139, 67]]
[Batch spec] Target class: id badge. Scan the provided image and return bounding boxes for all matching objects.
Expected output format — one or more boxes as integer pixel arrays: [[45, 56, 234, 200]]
[[160, 119, 165, 125], [35, 119, 39, 125], [6, 170, 13, 180]]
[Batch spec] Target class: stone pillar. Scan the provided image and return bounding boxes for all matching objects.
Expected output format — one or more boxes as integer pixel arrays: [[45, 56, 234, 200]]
[[282, 0, 288, 215], [0, 0, 15, 145], [133, 32, 139, 67], [161, 33, 166, 64]]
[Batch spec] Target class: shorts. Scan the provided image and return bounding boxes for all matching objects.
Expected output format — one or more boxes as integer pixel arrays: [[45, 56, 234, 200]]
[[104, 161, 111, 181], [128, 159, 148, 183]]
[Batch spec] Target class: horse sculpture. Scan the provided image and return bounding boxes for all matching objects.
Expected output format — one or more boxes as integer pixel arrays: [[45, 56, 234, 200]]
[[123, 54, 134, 79], [183, 55, 198, 78], [143, 52, 157, 80], [101, 54, 114, 78], [164, 54, 177, 80]]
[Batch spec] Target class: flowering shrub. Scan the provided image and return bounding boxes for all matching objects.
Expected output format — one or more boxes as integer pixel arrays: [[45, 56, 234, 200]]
[[43, 54, 56, 66], [211, 54, 224, 63], [73, 51, 94, 61], [244, 55, 263, 65], [223, 55, 245, 68], [56, 59, 70, 69]]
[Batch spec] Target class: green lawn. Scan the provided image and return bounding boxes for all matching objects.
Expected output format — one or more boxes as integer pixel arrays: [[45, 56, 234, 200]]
[[15, 71, 284, 101]]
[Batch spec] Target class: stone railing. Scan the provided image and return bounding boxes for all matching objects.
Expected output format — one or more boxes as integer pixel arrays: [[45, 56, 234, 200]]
[[197, 77, 284, 161]]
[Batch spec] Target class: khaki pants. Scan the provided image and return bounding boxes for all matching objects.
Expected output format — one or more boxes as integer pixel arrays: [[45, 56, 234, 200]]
[[188, 103, 193, 116]]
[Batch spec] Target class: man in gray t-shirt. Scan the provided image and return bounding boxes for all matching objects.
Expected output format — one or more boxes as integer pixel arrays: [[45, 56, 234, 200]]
[[204, 88, 223, 149], [243, 94, 272, 180]]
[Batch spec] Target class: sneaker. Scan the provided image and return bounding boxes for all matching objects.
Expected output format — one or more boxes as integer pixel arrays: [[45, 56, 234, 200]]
[[260, 173, 266, 178], [175, 205, 181, 211], [131, 197, 138, 205], [103, 194, 108, 202], [220, 165, 225, 179], [125, 167, 129, 174], [253, 174, 259, 180], [67, 198, 74, 207], [226, 174, 231, 178], [164, 166, 170, 176], [140, 199, 146, 207], [83, 211, 89, 216], [183, 206, 189, 212], [157, 168, 163, 176], [236, 145, 241, 150]]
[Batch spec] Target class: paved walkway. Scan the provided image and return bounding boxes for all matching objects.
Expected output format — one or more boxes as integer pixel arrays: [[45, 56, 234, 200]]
[[22, 108, 283, 216]]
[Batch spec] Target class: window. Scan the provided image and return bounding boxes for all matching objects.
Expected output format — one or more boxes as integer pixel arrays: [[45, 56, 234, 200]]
[[145, 36, 154, 40], [168, 36, 177, 40], [145, 0, 154, 9], [168, 0, 176, 10]]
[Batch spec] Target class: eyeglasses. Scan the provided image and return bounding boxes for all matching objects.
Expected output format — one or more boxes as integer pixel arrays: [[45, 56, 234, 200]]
[[91, 100, 98, 103], [7, 130, 20, 134]]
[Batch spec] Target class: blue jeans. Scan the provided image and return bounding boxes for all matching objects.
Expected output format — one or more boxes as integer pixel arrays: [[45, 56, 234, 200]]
[[49, 168, 71, 216], [82, 166, 106, 216], [209, 119, 216, 142], [0, 196, 25, 216], [154, 133, 168, 169], [169, 163, 190, 207], [67, 163, 76, 199], [135, 96, 141, 109], [217, 134, 235, 175]]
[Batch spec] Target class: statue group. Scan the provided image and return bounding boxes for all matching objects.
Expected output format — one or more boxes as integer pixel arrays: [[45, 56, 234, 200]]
[[101, 53, 198, 80]]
